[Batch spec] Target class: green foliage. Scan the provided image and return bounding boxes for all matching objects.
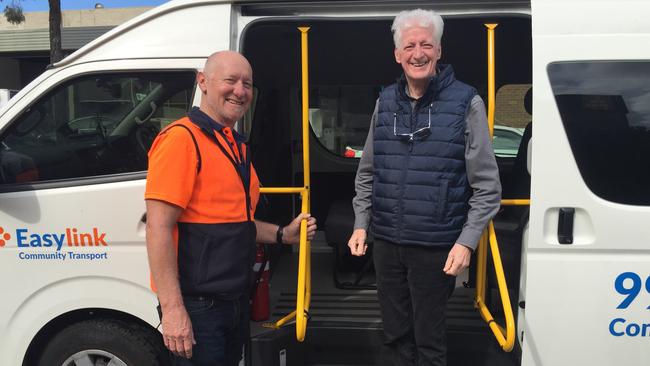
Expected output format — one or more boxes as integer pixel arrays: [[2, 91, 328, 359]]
[[3, 1, 25, 25]]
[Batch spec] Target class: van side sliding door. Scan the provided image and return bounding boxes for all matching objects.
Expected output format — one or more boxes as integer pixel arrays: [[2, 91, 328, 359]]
[[525, 1, 650, 365]]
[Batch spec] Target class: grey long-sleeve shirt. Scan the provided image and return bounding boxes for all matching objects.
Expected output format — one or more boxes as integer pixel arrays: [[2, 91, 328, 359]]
[[352, 95, 502, 251]]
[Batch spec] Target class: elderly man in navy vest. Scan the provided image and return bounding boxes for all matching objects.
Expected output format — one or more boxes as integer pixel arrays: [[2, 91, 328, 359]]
[[348, 9, 501, 366]]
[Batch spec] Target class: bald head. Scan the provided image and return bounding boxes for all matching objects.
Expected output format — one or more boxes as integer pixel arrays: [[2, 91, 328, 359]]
[[197, 50, 254, 127], [203, 51, 252, 79]]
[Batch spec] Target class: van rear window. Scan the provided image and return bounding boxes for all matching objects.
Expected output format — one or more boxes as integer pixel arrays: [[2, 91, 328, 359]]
[[548, 61, 650, 205]]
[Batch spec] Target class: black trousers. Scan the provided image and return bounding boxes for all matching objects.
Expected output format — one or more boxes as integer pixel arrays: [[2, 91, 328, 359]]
[[374, 239, 456, 366]]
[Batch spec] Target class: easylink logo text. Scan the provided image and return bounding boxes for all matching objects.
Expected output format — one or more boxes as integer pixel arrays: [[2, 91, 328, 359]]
[[1, 226, 111, 261], [16, 228, 107, 251]]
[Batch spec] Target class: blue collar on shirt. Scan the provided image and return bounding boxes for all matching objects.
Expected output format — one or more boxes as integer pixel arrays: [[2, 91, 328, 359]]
[[187, 106, 246, 143]]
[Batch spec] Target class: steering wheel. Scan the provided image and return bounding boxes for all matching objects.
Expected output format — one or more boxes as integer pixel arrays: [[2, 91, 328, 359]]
[[12, 105, 47, 137]]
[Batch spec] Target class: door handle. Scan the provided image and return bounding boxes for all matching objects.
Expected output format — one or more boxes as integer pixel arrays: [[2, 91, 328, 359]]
[[558, 207, 575, 244]]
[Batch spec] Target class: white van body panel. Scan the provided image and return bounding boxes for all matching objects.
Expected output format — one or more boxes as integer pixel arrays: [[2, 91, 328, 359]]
[[0, 57, 205, 365], [0, 179, 155, 365], [523, 0, 650, 364], [3, 276, 158, 366], [60, 1, 232, 66]]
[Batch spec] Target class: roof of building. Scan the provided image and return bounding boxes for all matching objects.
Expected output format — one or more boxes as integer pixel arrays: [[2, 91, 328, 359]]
[[0, 7, 151, 53]]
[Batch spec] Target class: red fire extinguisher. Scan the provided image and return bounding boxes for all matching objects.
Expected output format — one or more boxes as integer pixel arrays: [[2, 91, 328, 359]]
[[251, 244, 270, 321]]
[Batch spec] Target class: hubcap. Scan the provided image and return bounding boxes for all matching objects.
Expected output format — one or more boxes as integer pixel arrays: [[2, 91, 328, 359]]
[[61, 349, 128, 366]]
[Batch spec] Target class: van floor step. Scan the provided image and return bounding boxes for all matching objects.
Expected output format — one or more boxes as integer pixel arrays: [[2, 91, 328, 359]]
[[269, 288, 488, 330], [252, 251, 517, 365], [251, 325, 519, 366]]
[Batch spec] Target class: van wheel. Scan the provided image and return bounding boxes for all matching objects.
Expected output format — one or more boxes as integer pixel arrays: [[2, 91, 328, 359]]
[[38, 319, 168, 366]]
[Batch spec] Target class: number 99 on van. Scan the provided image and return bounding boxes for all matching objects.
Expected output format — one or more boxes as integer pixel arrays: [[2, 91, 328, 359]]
[[614, 272, 650, 310], [609, 272, 650, 338]]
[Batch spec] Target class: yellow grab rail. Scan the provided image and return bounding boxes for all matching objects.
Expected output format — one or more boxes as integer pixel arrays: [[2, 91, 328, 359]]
[[295, 26, 312, 342], [475, 220, 516, 351], [260, 187, 306, 194], [501, 199, 530, 206], [258, 27, 312, 342], [475, 199, 530, 352], [474, 23, 516, 352], [485, 23, 497, 138]]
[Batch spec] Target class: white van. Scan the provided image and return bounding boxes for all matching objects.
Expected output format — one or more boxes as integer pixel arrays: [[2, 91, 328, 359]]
[[0, 0, 649, 365]]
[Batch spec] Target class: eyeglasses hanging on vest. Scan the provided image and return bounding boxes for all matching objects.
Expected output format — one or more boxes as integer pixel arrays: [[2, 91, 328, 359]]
[[393, 104, 432, 142]]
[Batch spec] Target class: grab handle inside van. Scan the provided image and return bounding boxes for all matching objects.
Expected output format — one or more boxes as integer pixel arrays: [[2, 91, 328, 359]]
[[135, 101, 157, 124]]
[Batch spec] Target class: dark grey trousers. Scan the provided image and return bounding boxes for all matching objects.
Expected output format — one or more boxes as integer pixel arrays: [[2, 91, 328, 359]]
[[374, 239, 456, 366]]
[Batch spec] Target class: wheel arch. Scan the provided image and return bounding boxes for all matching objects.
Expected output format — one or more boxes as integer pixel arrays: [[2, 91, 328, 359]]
[[3, 276, 159, 365], [22, 307, 162, 366]]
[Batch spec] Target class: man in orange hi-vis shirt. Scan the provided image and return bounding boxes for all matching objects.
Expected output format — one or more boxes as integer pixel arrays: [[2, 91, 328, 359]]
[[145, 51, 317, 366]]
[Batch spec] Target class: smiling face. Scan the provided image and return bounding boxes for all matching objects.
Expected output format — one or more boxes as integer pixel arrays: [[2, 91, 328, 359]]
[[198, 51, 253, 127], [394, 26, 441, 88]]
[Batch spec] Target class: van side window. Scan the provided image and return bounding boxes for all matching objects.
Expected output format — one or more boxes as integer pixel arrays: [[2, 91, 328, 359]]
[[308, 84, 531, 159], [0, 71, 195, 185], [309, 85, 380, 158], [548, 61, 650, 205], [493, 84, 531, 158]]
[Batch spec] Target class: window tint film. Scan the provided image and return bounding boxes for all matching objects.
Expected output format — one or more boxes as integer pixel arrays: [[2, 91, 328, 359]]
[[548, 61, 650, 205], [0, 71, 195, 185]]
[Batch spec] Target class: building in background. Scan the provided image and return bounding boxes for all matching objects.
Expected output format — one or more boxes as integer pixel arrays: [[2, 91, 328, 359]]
[[0, 5, 152, 90]]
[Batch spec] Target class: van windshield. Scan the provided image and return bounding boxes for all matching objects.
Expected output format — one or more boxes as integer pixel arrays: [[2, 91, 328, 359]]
[[0, 71, 195, 185]]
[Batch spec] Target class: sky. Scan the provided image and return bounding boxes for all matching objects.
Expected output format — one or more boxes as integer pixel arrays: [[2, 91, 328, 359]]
[[10, 0, 170, 12]]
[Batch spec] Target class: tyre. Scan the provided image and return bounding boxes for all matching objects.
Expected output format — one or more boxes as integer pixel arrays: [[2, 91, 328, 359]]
[[38, 319, 168, 366]]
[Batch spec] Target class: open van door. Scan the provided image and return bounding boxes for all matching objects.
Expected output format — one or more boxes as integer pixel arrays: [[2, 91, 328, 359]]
[[524, 0, 650, 364]]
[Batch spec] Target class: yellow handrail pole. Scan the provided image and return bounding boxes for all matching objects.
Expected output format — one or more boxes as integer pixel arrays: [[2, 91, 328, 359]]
[[295, 191, 309, 340], [501, 199, 530, 206], [485, 23, 497, 137], [475, 231, 488, 307], [477, 22, 498, 306], [298, 27, 311, 195], [294, 26, 312, 342], [264, 189, 309, 330], [273, 311, 297, 328], [475, 23, 498, 309], [488, 221, 515, 350], [474, 222, 516, 351], [304, 193, 312, 317], [260, 187, 306, 194], [473, 200, 528, 346], [473, 22, 517, 352]]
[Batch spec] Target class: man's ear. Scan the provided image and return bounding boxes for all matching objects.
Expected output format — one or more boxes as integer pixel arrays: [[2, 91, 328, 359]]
[[197, 71, 207, 93], [437, 44, 442, 61], [394, 48, 401, 64]]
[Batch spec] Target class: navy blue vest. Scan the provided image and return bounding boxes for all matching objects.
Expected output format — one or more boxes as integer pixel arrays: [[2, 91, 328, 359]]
[[372, 64, 476, 247]]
